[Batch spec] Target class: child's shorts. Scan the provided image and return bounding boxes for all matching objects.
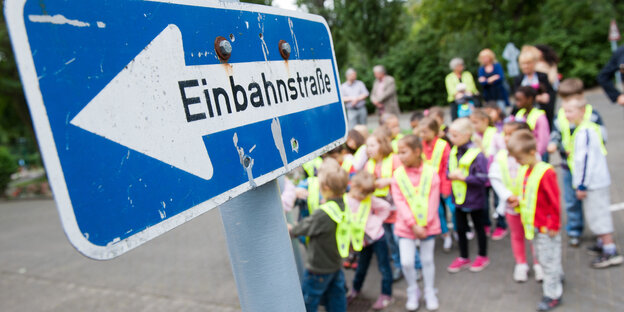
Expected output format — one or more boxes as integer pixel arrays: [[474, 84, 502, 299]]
[[583, 187, 614, 235]]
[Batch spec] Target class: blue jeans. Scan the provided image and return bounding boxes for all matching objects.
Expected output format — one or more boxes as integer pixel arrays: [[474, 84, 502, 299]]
[[445, 196, 458, 231], [352, 238, 393, 295], [439, 199, 449, 234], [302, 269, 346, 312], [563, 168, 584, 237]]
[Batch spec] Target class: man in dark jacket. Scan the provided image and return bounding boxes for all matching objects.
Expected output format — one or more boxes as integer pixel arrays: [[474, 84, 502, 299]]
[[597, 45, 624, 106]]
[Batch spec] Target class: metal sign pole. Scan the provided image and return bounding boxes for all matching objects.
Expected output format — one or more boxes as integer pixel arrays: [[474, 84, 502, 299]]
[[219, 179, 305, 311]]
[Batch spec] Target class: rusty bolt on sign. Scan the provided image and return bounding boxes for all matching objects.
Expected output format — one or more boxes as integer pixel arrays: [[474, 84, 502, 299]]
[[279, 40, 291, 60], [215, 36, 232, 61]]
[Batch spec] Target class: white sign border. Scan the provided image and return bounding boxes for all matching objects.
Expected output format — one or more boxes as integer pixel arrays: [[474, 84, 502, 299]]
[[4, 0, 346, 260]]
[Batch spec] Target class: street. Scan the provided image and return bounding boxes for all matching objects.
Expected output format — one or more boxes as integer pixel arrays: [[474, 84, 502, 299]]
[[1, 89, 623, 311]]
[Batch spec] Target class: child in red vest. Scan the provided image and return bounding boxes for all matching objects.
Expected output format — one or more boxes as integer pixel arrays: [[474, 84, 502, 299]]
[[508, 130, 563, 311], [391, 135, 441, 311]]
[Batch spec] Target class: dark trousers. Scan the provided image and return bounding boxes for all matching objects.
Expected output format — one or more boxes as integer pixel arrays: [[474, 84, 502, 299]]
[[456, 208, 488, 258], [302, 269, 346, 312], [352, 238, 393, 296]]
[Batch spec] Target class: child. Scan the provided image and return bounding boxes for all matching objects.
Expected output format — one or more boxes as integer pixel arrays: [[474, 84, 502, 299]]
[[392, 135, 441, 311], [366, 128, 403, 281], [428, 106, 449, 141], [381, 113, 404, 153], [346, 171, 393, 310], [483, 101, 505, 132], [470, 109, 507, 240], [560, 89, 622, 268], [418, 117, 454, 252], [410, 111, 425, 135], [507, 130, 562, 311], [513, 86, 550, 159], [451, 83, 480, 120], [547, 78, 607, 247], [446, 118, 490, 273], [289, 158, 349, 312], [489, 121, 543, 282]]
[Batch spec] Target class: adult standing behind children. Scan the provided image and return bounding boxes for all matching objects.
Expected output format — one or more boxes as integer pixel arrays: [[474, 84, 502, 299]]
[[445, 57, 479, 104], [513, 46, 556, 129], [342, 68, 370, 129], [478, 49, 510, 110], [597, 44, 624, 106], [371, 65, 401, 116]]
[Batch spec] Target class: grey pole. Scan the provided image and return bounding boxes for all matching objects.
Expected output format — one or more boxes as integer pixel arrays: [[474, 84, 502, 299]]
[[611, 40, 623, 92], [219, 179, 306, 312]]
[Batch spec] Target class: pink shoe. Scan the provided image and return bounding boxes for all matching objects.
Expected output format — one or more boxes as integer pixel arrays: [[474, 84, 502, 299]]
[[484, 226, 491, 237], [492, 227, 508, 240], [470, 256, 490, 272], [372, 294, 392, 310], [447, 257, 471, 273]]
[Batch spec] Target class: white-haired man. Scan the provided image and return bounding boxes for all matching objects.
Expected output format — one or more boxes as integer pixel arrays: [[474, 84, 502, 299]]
[[371, 65, 400, 116], [341, 68, 370, 128]]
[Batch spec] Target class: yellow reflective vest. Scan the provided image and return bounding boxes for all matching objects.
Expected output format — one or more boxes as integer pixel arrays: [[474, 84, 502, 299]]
[[518, 162, 553, 240], [424, 139, 448, 173], [319, 196, 351, 258], [307, 177, 320, 215], [495, 150, 524, 213], [391, 133, 405, 153], [557, 107, 607, 174], [516, 108, 545, 130], [302, 157, 323, 177], [393, 164, 436, 227], [449, 146, 481, 205], [367, 155, 394, 197], [480, 127, 498, 157], [347, 195, 372, 252]]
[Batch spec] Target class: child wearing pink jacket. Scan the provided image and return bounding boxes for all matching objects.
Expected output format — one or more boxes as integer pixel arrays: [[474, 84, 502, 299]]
[[391, 135, 441, 312]]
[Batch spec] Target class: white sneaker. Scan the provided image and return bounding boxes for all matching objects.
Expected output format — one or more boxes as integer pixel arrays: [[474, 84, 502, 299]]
[[513, 263, 529, 282], [424, 288, 439, 311], [405, 286, 420, 311], [533, 264, 544, 282], [443, 234, 452, 252]]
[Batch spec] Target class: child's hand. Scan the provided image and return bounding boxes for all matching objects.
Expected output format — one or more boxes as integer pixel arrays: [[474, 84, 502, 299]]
[[548, 229, 559, 238], [411, 224, 427, 239], [547, 143, 557, 154], [576, 190, 587, 200], [449, 170, 466, 181], [375, 178, 393, 189], [287, 224, 293, 237], [295, 188, 309, 199], [507, 195, 519, 208]]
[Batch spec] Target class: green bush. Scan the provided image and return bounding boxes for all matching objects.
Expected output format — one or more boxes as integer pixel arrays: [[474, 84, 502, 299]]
[[0, 146, 18, 195]]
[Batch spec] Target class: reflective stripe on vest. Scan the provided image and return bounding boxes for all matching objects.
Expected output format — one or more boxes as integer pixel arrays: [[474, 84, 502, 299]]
[[341, 158, 353, 173], [518, 162, 552, 240], [367, 155, 394, 197], [449, 146, 481, 205], [495, 150, 524, 213], [516, 108, 545, 130], [353, 145, 367, 161], [481, 127, 497, 157], [307, 177, 320, 214], [348, 195, 372, 252], [393, 165, 435, 227], [567, 121, 608, 174], [557, 105, 593, 153], [424, 138, 448, 173], [319, 198, 350, 258], [391, 133, 405, 153], [302, 157, 323, 177]]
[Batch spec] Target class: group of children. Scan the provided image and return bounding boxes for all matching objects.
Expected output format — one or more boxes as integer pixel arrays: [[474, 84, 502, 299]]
[[285, 78, 621, 312]]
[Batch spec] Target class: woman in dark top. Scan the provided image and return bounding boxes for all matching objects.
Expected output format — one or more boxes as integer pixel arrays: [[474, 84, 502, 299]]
[[478, 49, 509, 110], [512, 45, 556, 129]]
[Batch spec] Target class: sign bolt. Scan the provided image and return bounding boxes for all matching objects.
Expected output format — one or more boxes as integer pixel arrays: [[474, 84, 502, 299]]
[[279, 40, 291, 60], [215, 36, 232, 61]]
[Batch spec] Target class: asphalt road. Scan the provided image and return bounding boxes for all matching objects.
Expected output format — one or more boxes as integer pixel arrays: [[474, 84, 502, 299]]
[[1, 89, 623, 312]]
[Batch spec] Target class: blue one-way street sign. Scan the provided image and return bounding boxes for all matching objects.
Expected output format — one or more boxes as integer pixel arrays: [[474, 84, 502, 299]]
[[5, 0, 346, 259]]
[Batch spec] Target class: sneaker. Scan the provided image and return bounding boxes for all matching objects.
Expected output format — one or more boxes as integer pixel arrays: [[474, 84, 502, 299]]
[[536, 296, 561, 311], [469, 256, 490, 272], [392, 267, 403, 281], [372, 294, 392, 310], [424, 288, 439, 311], [466, 231, 475, 240], [586, 244, 603, 256], [533, 264, 544, 282], [513, 263, 529, 282], [347, 290, 359, 304], [416, 269, 423, 281], [443, 234, 452, 252], [405, 287, 420, 311], [447, 257, 471, 273], [350, 262, 358, 270], [343, 260, 352, 269], [568, 236, 580, 248], [591, 252, 624, 269], [492, 227, 508, 240], [484, 226, 491, 237]]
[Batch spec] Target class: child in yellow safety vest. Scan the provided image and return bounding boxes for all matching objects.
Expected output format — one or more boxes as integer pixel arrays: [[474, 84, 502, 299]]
[[345, 171, 393, 310], [391, 135, 441, 311], [365, 127, 403, 281], [381, 113, 404, 153], [488, 121, 543, 283], [470, 109, 508, 240], [418, 117, 454, 252], [507, 130, 563, 312], [446, 118, 490, 274], [512, 86, 550, 159], [289, 158, 349, 312], [558, 84, 622, 269]]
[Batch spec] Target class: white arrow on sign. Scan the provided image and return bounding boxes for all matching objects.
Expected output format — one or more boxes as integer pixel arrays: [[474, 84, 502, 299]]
[[71, 24, 338, 180]]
